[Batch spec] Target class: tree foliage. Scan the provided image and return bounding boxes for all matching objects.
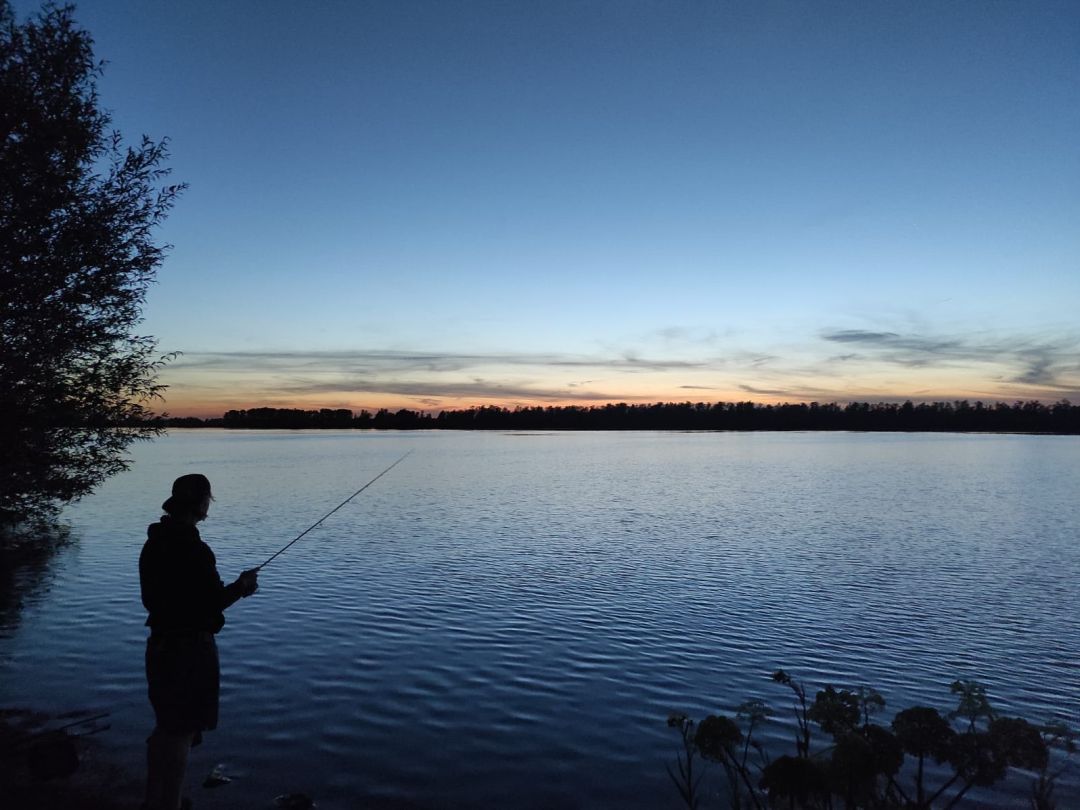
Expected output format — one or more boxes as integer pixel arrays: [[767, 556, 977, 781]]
[[1, 1, 183, 527], [168, 400, 1080, 432]]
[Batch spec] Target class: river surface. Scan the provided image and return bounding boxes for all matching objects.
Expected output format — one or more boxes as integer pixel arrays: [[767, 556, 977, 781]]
[[1, 430, 1078, 808]]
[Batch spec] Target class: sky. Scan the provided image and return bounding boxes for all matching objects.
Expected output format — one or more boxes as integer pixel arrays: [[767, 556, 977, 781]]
[[14, 0, 1080, 417]]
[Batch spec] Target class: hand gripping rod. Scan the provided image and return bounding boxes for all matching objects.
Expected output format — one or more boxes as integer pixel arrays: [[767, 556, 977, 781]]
[[256, 450, 412, 570]]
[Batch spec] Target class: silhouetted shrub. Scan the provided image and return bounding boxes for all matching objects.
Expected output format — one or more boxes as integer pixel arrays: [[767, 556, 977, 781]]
[[667, 671, 1074, 809]]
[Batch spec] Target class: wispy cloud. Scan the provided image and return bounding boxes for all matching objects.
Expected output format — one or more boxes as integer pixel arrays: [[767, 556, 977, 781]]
[[652, 326, 722, 345], [277, 377, 615, 402], [159, 326, 1080, 414], [1012, 351, 1057, 386], [170, 349, 711, 375], [820, 328, 1080, 392], [738, 383, 850, 399], [164, 349, 712, 407], [822, 330, 965, 356]]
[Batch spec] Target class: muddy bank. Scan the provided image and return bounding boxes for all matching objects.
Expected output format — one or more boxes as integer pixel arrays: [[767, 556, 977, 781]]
[[1, 708, 141, 809]]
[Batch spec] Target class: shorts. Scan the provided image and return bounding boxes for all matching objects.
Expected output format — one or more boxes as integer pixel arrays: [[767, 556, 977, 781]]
[[146, 633, 220, 735]]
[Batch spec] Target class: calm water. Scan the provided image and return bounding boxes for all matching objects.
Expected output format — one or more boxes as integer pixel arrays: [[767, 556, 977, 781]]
[[2, 430, 1078, 808]]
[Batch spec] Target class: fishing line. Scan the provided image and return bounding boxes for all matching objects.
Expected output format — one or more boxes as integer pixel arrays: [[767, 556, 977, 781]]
[[255, 450, 412, 570]]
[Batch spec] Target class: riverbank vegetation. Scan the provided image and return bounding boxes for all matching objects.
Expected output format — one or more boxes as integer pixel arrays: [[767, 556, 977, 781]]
[[667, 670, 1075, 809]]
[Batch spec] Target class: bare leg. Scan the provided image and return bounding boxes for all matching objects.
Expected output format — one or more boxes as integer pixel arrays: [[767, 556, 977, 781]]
[[145, 728, 195, 810]]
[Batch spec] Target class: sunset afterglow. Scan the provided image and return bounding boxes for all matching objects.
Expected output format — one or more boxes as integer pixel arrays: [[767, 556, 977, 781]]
[[19, 1, 1076, 416]]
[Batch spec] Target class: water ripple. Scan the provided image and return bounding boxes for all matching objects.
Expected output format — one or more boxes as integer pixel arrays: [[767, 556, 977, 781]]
[[2, 431, 1078, 808]]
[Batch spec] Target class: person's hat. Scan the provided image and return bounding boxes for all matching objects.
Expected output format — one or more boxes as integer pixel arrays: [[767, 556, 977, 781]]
[[162, 473, 213, 514]]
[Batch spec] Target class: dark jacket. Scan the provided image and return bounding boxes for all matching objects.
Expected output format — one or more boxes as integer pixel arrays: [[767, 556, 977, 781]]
[[139, 515, 246, 634]]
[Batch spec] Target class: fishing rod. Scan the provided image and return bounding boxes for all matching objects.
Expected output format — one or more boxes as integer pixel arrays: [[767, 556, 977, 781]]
[[255, 450, 412, 570]]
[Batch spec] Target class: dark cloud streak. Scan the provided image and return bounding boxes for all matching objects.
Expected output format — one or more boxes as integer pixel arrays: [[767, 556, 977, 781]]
[[171, 348, 711, 374], [276, 377, 623, 402], [820, 328, 1080, 392]]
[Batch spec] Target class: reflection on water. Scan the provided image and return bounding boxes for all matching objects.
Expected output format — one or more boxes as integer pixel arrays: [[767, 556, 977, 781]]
[[0, 527, 71, 638], [1, 430, 1078, 808]]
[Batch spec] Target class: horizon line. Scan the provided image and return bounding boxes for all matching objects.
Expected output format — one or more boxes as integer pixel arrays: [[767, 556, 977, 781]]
[[158, 394, 1075, 422]]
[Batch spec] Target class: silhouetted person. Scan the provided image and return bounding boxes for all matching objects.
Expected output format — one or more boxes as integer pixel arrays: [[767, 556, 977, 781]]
[[139, 474, 258, 810]]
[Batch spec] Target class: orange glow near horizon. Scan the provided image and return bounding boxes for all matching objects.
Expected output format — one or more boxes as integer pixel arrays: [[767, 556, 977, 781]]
[[152, 345, 1076, 420], [158, 385, 1049, 420]]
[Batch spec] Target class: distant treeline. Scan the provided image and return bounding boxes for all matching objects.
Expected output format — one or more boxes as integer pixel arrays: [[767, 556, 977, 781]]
[[154, 400, 1080, 433]]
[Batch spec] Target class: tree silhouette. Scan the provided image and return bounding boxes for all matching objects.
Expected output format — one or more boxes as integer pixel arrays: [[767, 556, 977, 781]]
[[1, 2, 183, 528], [172, 400, 1078, 433]]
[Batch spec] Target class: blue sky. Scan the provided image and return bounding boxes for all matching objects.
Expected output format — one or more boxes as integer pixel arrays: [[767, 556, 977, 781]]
[[17, 1, 1080, 415]]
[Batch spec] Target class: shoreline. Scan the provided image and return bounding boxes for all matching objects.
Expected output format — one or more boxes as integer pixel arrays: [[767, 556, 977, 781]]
[[1, 708, 141, 810]]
